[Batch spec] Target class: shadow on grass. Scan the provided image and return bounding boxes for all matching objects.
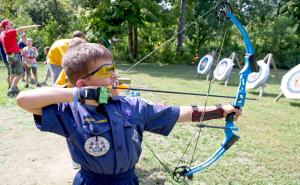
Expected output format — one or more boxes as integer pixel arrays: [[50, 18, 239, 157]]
[[248, 91, 279, 98], [290, 102, 300, 107], [136, 166, 191, 185]]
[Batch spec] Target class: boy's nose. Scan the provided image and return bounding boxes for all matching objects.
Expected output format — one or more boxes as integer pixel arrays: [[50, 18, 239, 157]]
[[110, 71, 117, 79]]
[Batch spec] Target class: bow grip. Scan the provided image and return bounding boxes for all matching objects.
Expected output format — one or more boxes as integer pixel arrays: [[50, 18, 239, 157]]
[[225, 106, 240, 122]]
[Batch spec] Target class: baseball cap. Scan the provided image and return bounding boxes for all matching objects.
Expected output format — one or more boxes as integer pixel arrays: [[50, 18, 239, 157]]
[[1, 19, 10, 31], [20, 32, 26, 36]]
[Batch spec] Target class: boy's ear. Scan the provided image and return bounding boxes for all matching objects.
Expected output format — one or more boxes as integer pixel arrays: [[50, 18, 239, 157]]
[[76, 79, 87, 87]]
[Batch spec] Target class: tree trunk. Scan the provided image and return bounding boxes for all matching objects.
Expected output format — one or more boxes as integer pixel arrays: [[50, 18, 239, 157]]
[[53, 0, 63, 35], [277, 2, 281, 17], [128, 22, 133, 56], [35, 1, 39, 23], [42, 8, 44, 29], [133, 27, 138, 59], [176, 0, 187, 52]]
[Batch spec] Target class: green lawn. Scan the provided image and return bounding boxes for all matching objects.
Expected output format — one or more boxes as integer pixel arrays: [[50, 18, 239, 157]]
[[0, 61, 299, 184]]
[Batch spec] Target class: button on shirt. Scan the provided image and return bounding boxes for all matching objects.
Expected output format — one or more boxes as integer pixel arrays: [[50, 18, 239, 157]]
[[34, 96, 180, 175]]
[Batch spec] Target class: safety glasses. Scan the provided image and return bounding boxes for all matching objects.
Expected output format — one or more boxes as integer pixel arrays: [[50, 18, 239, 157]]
[[82, 62, 115, 79]]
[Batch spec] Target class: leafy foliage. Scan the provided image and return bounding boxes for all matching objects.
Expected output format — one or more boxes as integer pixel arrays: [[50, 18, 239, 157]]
[[1, 0, 299, 68]]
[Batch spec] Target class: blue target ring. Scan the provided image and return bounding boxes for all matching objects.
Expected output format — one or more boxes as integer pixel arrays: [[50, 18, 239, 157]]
[[199, 58, 208, 70], [287, 71, 300, 93], [217, 61, 227, 76]]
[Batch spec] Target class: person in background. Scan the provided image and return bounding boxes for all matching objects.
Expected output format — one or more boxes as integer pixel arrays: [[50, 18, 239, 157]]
[[48, 30, 85, 84], [21, 38, 41, 88], [0, 19, 40, 97], [41, 46, 51, 85], [0, 33, 11, 89], [18, 32, 35, 83]]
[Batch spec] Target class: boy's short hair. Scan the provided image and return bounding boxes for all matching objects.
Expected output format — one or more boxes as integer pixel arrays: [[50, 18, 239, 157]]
[[44, 47, 50, 53], [71, 31, 85, 39], [62, 43, 113, 86], [68, 37, 87, 48], [26, 38, 33, 42]]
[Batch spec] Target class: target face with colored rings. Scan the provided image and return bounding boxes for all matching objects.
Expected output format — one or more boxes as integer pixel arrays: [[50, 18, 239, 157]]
[[200, 58, 208, 70], [217, 61, 227, 75], [287, 71, 300, 93], [197, 55, 213, 74], [213, 58, 234, 81], [281, 64, 300, 99], [247, 69, 261, 83], [246, 60, 270, 89]]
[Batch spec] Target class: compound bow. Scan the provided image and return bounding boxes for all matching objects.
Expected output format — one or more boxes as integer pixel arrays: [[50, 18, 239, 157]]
[[172, 2, 259, 182], [107, 1, 259, 183]]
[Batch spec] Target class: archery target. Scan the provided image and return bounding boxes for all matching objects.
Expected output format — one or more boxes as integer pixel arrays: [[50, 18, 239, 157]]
[[281, 63, 300, 99], [197, 55, 214, 74], [246, 60, 270, 89], [213, 58, 234, 80]]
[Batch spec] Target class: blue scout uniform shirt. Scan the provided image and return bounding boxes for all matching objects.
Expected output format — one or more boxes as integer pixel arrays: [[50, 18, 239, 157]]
[[34, 96, 180, 175]]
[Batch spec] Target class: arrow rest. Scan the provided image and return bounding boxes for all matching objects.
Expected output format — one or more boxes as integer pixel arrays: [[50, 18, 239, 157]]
[[215, 2, 232, 21], [173, 166, 193, 183]]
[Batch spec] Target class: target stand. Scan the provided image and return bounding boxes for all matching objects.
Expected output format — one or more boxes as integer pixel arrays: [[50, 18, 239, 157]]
[[274, 63, 300, 102], [213, 52, 242, 86], [197, 50, 217, 81], [246, 54, 280, 98]]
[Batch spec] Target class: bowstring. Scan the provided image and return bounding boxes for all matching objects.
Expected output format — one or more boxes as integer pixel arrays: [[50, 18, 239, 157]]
[[188, 20, 230, 168]]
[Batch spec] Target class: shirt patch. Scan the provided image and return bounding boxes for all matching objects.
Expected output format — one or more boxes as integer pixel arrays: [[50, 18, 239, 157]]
[[133, 130, 138, 142], [124, 108, 133, 117], [155, 102, 166, 107], [84, 118, 107, 123], [84, 136, 110, 157], [142, 98, 153, 105]]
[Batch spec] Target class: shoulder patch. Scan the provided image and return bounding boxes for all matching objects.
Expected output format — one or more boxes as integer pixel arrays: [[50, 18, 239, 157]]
[[142, 98, 153, 105], [155, 102, 166, 107]]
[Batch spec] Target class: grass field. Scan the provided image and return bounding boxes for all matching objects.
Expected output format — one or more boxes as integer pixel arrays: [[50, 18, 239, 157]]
[[0, 61, 299, 184]]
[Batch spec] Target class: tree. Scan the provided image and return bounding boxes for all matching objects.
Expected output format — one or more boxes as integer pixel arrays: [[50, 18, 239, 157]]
[[53, 0, 63, 35], [176, 0, 187, 51]]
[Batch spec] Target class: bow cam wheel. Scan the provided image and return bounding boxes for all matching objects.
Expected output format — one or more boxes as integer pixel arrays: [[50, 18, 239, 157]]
[[215, 2, 232, 21]]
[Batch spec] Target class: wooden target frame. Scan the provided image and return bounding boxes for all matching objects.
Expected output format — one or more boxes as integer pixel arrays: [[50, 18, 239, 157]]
[[197, 50, 217, 81], [212, 52, 242, 86]]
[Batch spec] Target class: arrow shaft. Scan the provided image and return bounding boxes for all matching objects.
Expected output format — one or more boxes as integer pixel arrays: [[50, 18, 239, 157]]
[[111, 87, 257, 100]]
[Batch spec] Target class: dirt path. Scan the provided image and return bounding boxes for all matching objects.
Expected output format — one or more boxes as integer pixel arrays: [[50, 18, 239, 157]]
[[0, 106, 77, 185]]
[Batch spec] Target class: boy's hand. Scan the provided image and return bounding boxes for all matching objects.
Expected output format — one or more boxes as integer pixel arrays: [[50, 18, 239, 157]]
[[222, 105, 242, 121], [34, 25, 41, 29], [43, 61, 47, 65]]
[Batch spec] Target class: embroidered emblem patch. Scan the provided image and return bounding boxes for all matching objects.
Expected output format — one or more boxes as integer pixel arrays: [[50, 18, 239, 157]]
[[84, 136, 110, 157], [124, 108, 133, 117], [155, 102, 166, 107], [142, 98, 153, 105], [133, 130, 138, 142]]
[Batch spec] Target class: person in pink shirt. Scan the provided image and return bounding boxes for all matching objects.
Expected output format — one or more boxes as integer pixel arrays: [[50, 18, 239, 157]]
[[0, 19, 40, 97], [21, 38, 41, 88]]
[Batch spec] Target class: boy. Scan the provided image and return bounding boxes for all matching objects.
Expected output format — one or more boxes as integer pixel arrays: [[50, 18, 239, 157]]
[[21, 38, 41, 87], [16, 43, 242, 184], [41, 47, 51, 85], [18, 32, 35, 83]]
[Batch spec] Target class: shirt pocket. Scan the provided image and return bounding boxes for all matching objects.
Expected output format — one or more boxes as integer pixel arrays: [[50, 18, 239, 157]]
[[81, 122, 113, 157], [123, 120, 142, 161]]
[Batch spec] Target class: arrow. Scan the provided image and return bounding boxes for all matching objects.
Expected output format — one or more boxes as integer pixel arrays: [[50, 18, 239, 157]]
[[105, 85, 258, 100]]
